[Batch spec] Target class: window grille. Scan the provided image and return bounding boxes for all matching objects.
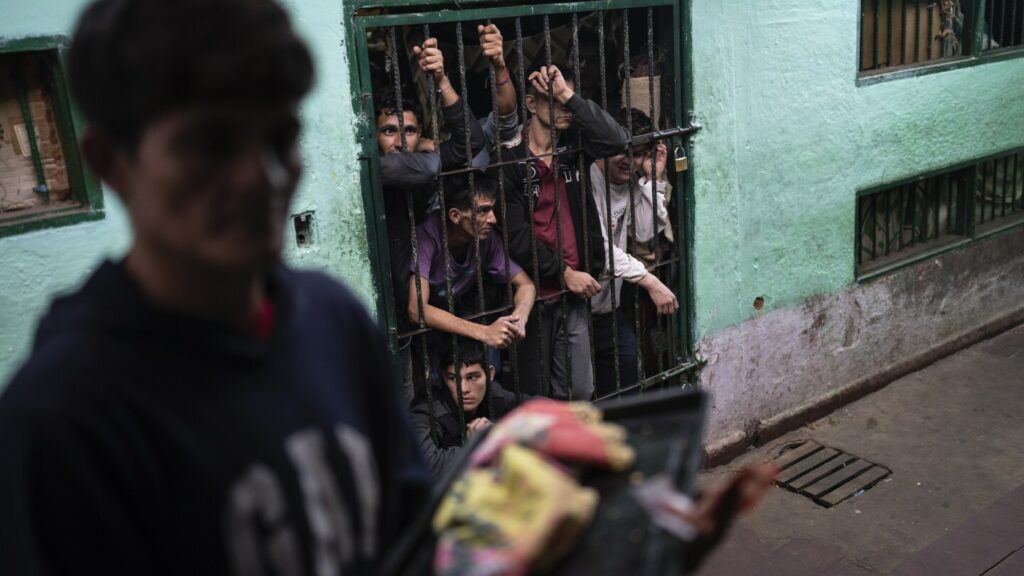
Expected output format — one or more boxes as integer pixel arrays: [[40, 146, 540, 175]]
[[859, 0, 975, 73], [351, 0, 699, 453], [983, 0, 1024, 50], [856, 147, 1024, 278]]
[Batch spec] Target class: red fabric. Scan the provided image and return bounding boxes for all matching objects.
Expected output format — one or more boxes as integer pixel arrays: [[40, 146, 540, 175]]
[[531, 159, 579, 298], [248, 297, 276, 341]]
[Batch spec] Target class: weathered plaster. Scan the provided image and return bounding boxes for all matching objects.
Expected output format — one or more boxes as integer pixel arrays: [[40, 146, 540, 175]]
[[700, 227, 1024, 444], [0, 0, 374, 385], [689, 0, 1024, 338]]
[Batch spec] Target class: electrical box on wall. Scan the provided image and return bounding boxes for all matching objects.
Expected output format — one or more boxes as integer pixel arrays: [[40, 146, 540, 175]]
[[293, 211, 315, 247]]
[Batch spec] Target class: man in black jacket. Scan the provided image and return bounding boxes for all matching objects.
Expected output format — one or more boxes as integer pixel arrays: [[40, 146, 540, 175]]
[[501, 64, 629, 400], [0, 1, 429, 573], [410, 339, 523, 480]]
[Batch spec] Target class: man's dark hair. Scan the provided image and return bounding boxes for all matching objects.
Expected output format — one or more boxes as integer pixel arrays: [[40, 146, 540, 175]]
[[68, 0, 314, 149], [440, 338, 488, 374], [374, 89, 423, 124], [619, 107, 654, 138], [443, 171, 498, 213], [525, 63, 577, 98]]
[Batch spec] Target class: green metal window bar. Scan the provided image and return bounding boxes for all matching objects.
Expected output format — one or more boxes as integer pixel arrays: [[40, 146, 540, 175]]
[[12, 58, 50, 204], [351, 0, 701, 452], [859, 0, 976, 74], [856, 147, 1024, 279]]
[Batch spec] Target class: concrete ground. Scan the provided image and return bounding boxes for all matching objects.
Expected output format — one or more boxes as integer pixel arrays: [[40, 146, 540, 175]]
[[695, 322, 1024, 576]]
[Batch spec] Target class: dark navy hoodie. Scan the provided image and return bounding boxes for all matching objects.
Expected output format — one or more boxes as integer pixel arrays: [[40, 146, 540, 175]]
[[0, 260, 430, 575]]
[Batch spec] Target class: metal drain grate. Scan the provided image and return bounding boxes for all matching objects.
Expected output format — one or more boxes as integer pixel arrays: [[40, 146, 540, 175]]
[[771, 440, 891, 507]]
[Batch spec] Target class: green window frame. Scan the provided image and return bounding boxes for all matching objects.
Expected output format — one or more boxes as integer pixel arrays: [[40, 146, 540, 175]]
[[858, 0, 1024, 85], [856, 146, 1024, 280], [0, 36, 103, 238], [344, 0, 703, 395]]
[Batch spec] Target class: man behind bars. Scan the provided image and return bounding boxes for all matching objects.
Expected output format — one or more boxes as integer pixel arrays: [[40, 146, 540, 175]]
[[410, 338, 523, 480], [0, 0, 430, 573], [590, 108, 678, 398], [407, 172, 535, 362], [502, 64, 628, 400]]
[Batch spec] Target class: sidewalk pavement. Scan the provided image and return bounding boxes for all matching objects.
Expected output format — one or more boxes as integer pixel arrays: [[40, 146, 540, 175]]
[[695, 322, 1024, 576]]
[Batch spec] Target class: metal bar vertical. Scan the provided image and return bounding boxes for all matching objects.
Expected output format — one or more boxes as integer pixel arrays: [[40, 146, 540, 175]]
[[897, 185, 904, 251], [1001, 154, 1010, 217], [857, 197, 864, 266], [13, 59, 49, 203], [599, 11, 623, 395], [1012, 153, 1020, 213], [570, 13, 598, 390], [487, 19, 521, 403], [999, 0, 1008, 48], [888, 0, 895, 66], [456, 22, 496, 420], [927, 2, 934, 60], [543, 14, 575, 400], [946, 172, 954, 234], [1012, 0, 1019, 47], [884, 189, 891, 255], [989, 0, 997, 49], [872, 193, 878, 259], [624, 8, 645, 385], [902, 0, 910, 63], [428, 24, 467, 441], [516, 17, 551, 398], [979, 160, 987, 225], [914, 0, 922, 62], [393, 26, 439, 444], [647, 6, 665, 377], [874, 0, 882, 68], [987, 158, 995, 222], [931, 177, 939, 240]]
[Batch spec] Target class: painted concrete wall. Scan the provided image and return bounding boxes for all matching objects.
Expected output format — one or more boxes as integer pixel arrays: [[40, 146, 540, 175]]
[[688, 0, 1024, 443], [0, 0, 373, 385], [689, 0, 1024, 337]]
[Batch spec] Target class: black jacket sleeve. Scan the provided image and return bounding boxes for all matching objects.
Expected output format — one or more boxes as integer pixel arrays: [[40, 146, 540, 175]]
[[438, 100, 487, 171], [564, 94, 630, 159], [380, 152, 441, 189], [409, 405, 460, 481], [501, 161, 565, 282]]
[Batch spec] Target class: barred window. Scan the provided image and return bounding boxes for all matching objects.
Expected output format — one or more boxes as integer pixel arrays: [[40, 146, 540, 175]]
[[0, 39, 102, 236], [353, 0, 699, 463], [856, 147, 1024, 278]]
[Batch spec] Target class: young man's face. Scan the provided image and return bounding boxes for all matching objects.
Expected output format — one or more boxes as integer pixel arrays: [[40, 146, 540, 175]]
[[527, 80, 575, 131], [376, 111, 421, 155], [111, 101, 302, 273], [605, 145, 651, 185], [449, 193, 498, 240], [444, 361, 494, 413]]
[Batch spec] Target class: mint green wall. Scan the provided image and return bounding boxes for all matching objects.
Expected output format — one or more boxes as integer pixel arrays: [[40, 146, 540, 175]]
[[689, 0, 1024, 339], [0, 0, 373, 385]]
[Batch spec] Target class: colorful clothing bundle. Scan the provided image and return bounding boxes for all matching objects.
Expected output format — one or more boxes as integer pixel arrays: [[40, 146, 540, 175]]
[[432, 399, 635, 576]]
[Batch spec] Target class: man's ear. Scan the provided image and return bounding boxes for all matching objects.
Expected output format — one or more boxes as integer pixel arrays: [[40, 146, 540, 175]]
[[525, 94, 537, 115], [448, 207, 462, 226], [80, 125, 131, 203], [488, 365, 496, 382]]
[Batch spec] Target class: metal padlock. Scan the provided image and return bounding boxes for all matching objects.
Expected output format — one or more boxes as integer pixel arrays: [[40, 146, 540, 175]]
[[673, 146, 688, 172]]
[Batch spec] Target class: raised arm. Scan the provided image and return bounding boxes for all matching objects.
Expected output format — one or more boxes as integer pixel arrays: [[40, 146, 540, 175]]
[[528, 65, 628, 159], [414, 37, 485, 170]]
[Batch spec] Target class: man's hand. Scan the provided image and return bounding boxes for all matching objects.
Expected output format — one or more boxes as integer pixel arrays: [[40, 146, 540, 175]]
[[638, 273, 678, 315], [564, 268, 601, 298], [466, 417, 493, 438], [506, 313, 527, 341], [641, 143, 668, 182], [415, 138, 436, 152], [477, 24, 505, 70], [413, 38, 447, 83], [528, 65, 574, 104], [479, 316, 517, 348]]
